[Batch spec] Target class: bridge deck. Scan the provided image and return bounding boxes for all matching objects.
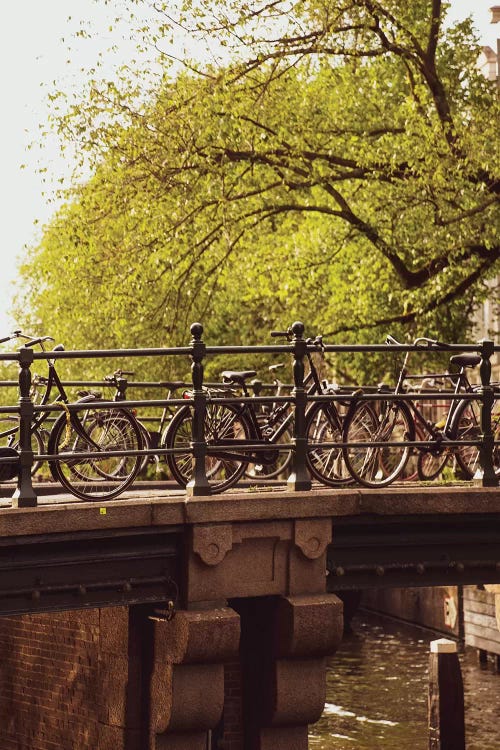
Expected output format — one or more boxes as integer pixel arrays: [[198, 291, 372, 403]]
[[0, 483, 499, 614]]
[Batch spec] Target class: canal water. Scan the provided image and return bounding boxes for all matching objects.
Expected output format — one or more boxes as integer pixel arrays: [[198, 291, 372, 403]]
[[310, 613, 500, 750]]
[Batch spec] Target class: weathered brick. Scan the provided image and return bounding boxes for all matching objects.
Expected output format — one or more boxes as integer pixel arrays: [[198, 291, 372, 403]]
[[0, 609, 102, 749]]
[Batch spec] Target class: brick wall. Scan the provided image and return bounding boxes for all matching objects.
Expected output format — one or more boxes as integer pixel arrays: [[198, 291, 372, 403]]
[[0, 607, 244, 750], [0, 610, 100, 750]]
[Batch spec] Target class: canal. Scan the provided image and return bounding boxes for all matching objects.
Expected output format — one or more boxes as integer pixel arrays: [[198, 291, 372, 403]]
[[310, 613, 500, 750]]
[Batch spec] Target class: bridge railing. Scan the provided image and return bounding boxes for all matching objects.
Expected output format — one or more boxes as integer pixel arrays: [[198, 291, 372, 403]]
[[0, 322, 498, 506]]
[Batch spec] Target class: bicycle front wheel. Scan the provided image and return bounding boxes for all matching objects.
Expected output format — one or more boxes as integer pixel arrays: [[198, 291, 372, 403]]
[[48, 407, 143, 501], [306, 404, 353, 486], [163, 402, 253, 492], [343, 400, 414, 488]]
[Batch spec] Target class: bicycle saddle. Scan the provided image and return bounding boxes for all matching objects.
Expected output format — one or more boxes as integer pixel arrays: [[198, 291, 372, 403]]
[[449, 354, 481, 369], [221, 370, 257, 385]]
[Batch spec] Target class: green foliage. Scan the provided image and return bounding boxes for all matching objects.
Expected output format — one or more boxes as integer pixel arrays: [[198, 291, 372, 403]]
[[15, 0, 500, 384]]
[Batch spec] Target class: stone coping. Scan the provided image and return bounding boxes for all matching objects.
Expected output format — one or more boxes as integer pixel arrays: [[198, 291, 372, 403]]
[[0, 484, 499, 539]]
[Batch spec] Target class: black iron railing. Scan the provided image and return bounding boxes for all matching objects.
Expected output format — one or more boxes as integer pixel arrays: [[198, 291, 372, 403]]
[[0, 321, 498, 506]]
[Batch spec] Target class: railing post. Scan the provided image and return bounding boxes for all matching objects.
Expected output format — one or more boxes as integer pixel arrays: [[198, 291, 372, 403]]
[[287, 321, 312, 492], [186, 322, 211, 497], [478, 338, 498, 487], [12, 346, 37, 508], [428, 638, 465, 750]]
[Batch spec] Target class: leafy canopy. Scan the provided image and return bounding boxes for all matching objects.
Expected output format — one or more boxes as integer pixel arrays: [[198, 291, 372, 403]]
[[16, 0, 500, 381]]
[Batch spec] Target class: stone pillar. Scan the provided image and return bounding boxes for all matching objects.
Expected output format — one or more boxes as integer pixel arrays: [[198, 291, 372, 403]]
[[148, 606, 240, 750], [233, 593, 343, 750]]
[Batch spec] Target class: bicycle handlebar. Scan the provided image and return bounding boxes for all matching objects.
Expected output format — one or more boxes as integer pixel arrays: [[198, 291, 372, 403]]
[[270, 330, 325, 351], [306, 336, 324, 349], [270, 330, 290, 338], [0, 331, 22, 345], [22, 336, 56, 349], [386, 334, 450, 349], [0, 330, 56, 349]]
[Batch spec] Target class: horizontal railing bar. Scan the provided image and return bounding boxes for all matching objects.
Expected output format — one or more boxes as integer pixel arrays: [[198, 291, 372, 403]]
[[26, 398, 187, 414], [0, 340, 498, 365]]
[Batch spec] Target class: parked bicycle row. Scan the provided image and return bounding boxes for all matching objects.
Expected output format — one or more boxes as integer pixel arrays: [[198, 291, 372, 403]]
[[0, 325, 499, 503]]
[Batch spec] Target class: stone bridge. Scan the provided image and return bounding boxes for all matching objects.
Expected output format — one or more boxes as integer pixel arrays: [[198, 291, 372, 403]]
[[0, 484, 499, 749]]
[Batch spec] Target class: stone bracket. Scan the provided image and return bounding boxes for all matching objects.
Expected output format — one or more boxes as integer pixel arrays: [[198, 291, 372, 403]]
[[192, 523, 233, 566], [294, 518, 331, 559]]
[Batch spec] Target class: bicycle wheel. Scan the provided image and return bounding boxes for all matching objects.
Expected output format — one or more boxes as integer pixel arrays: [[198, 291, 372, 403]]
[[306, 403, 353, 486], [0, 416, 45, 480], [48, 407, 143, 501], [163, 402, 253, 492], [451, 396, 500, 479], [417, 449, 449, 481], [245, 419, 293, 480], [343, 399, 414, 488]]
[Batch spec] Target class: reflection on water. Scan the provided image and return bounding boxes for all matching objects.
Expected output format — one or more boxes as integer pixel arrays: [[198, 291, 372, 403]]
[[309, 614, 500, 750]]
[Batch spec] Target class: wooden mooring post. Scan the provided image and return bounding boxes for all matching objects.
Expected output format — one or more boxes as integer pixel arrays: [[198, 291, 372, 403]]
[[428, 638, 465, 750]]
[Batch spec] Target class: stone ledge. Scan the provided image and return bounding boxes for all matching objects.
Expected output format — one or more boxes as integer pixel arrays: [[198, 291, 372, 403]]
[[0, 485, 499, 538]]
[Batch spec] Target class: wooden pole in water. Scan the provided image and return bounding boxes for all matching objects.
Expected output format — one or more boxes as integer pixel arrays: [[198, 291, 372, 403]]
[[428, 638, 465, 750]]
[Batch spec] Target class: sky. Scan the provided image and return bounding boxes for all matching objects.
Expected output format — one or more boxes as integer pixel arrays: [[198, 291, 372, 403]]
[[0, 0, 497, 337]]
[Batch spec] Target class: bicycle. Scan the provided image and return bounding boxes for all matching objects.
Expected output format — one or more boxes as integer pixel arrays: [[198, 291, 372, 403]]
[[342, 335, 499, 488], [245, 363, 293, 480], [0, 332, 143, 500], [162, 329, 354, 492], [99, 370, 184, 476]]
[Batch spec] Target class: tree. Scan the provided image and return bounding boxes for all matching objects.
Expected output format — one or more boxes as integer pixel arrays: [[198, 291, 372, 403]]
[[16, 0, 500, 381]]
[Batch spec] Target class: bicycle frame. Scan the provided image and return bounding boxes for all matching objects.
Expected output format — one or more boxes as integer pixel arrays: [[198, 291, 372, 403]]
[[383, 336, 474, 452], [391, 346, 475, 450], [0, 342, 64, 446], [206, 345, 344, 466]]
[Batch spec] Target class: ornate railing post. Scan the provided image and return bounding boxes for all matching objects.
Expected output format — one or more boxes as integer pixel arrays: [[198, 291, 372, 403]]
[[12, 346, 37, 507], [186, 322, 211, 497], [479, 338, 498, 487], [287, 321, 312, 491]]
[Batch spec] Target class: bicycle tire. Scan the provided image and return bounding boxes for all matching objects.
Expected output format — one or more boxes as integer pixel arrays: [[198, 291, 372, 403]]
[[417, 449, 449, 481], [0, 416, 45, 479], [342, 399, 414, 488], [136, 419, 152, 474], [163, 402, 253, 492], [48, 407, 142, 501], [451, 396, 500, 479], [306, 403, 353, 486]]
